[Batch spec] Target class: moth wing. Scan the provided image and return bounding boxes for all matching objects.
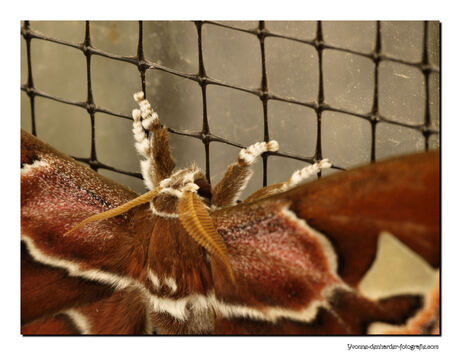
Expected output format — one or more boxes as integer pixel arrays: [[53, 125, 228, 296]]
[[21, 287, 151, 335], [21, 130, 153, 332], [210, 151, 439, 334]]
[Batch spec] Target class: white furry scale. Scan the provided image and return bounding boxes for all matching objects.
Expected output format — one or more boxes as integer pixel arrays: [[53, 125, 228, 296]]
[[284, 159, 331, 189], [238, 140, 279, 165]]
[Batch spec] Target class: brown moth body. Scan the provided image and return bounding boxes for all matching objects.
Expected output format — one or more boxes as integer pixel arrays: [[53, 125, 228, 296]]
[[20, 92, 440, 335]]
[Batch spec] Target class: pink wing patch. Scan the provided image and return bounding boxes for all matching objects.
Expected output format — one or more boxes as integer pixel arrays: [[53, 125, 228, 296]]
[[212, 200, 344, 313]]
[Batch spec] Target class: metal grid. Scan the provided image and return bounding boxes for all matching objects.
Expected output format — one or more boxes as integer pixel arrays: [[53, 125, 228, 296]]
[[21, 21, 440, 189]]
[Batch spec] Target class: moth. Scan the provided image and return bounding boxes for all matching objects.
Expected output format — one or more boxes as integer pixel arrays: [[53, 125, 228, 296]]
[[21, 92, 440, 335]]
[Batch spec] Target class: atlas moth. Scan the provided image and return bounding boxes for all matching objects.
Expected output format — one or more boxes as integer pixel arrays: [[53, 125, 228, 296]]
[[21, 92, 440, 335]]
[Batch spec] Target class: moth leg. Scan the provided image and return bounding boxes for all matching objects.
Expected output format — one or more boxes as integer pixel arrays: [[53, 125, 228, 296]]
[[283, 159, 331, 190], [211, 141, 279, 208], [244, 159, 332, 203], [132, 92, 176, 190]]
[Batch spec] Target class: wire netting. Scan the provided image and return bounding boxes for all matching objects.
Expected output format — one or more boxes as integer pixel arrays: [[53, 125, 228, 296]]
[[21, 21, 440, 194]]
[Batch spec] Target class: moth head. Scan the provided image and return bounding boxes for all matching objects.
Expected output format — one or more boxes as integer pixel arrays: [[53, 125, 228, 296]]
[[147, 165, 211, 217], [161, 166, 210, 199]]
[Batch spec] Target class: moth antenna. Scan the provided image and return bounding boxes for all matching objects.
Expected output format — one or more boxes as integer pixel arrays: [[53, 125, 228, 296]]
[[178, 191, 235, 283], [64, 187, 162, 236], [212, 140, 279, 208]]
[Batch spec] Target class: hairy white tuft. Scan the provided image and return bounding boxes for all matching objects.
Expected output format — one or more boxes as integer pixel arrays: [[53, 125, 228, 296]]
[[133, 91, 144, 102], [266, 140, 279, 152], [135, 140, 151, 158], [140, 160, 154, 190], [142, 115, 159, 131], [21, 160, 51, 176], [132, 108, 141, 121], [318, 158, 332, 169], [148, 269, 161, 289], [239, 141, 277, 165], [164, 277, 178, 293]]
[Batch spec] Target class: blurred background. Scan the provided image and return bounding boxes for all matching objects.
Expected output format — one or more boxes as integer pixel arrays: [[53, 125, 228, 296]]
[[20, 21, 440, 197]]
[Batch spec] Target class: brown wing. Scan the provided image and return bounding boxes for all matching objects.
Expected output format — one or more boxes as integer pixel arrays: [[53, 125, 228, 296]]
[[210, 151, 439, 334], [21, 130, 154, 332]]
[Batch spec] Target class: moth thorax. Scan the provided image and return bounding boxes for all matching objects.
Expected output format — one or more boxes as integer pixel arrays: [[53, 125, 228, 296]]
[[151, 193, 178, 214]]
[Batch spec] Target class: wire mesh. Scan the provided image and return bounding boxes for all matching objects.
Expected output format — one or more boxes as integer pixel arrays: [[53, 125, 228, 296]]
[[21, 21, 440, 193]]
